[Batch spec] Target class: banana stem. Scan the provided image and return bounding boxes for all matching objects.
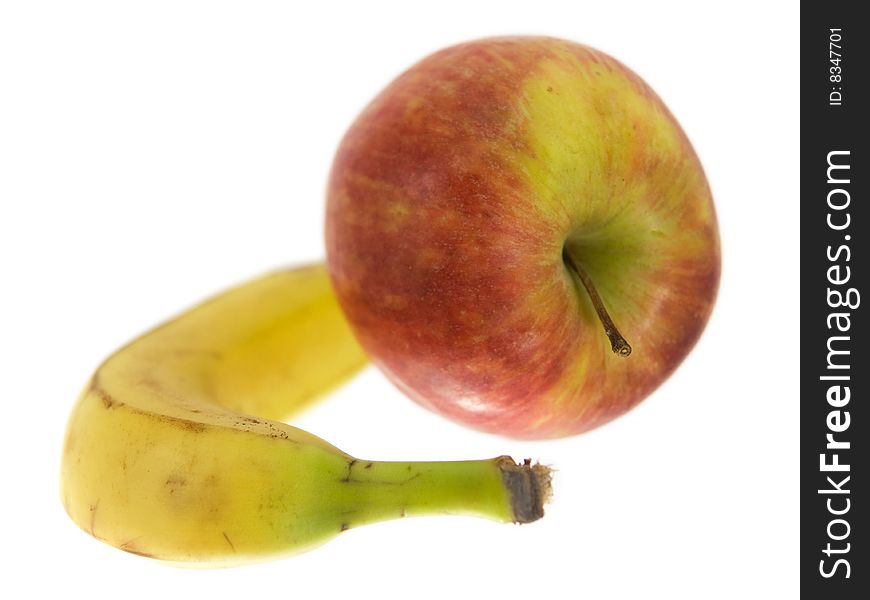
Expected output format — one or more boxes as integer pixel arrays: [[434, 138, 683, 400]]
[[337, 456, 552, 530]]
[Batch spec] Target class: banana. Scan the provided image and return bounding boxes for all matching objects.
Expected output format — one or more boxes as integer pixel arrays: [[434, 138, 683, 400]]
[[60, 264, 551, 565]]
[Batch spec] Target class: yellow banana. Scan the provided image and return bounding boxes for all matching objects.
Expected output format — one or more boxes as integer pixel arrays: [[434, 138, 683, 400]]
[[60, 264, 551, 565]]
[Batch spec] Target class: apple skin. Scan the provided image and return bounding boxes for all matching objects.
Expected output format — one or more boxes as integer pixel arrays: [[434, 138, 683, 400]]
[[325, 37, 720, 439]]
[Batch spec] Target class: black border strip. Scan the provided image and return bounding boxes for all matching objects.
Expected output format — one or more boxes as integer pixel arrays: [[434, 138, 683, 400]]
[[802, 4, 867, 596]]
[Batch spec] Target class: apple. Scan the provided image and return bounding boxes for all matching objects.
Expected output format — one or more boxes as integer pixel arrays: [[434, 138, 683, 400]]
[[325, 37, 720, 438]]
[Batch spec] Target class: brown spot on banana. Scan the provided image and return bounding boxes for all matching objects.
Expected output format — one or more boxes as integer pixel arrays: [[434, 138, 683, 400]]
[[89, 500, 99, 536], [342, 459, 358, 482], [222, 532, 236, 552], [91, 380, 116, 409], [165, 474, 187, 495]]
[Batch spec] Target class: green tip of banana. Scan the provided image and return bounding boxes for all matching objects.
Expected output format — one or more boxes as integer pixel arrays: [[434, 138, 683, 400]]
[[59, 264, 552, 566]]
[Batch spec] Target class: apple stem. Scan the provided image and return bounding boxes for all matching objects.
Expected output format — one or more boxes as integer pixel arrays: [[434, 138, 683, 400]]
[[562, 249, 632, 357]]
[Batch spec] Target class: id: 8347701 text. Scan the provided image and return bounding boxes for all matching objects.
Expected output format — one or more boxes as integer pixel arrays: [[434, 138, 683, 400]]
[[829, 29, 843, 106]]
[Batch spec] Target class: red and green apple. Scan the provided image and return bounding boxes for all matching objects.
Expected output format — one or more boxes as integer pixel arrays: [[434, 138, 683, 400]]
[[325, 37, 720, 439]]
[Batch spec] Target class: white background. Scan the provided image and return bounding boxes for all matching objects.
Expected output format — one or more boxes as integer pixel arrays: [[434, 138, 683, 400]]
[[0, 1, 799, 598]]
